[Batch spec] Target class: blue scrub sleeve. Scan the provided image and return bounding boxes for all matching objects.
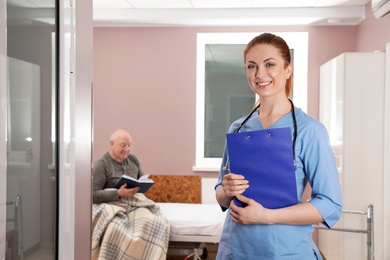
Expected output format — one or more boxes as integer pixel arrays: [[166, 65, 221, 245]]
[[302, 124, 342, 228]]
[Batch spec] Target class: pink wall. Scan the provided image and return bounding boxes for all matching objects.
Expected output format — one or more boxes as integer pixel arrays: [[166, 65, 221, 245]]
[[93, 7, 390, 177], [356, 4, 390, 52]]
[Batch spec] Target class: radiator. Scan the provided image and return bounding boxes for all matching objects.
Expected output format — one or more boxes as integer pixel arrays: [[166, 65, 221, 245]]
[[201, 178, 218, 204]]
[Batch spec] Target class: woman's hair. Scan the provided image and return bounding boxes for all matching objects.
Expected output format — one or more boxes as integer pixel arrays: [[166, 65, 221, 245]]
[[244, 33, 293, 103]]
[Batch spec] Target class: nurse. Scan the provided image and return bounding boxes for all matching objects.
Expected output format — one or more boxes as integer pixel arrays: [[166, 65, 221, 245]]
[[215, 33, 342, 260]]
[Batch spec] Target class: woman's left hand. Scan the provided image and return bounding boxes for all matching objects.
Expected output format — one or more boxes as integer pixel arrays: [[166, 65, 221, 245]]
[[229, 194, 271, 224]]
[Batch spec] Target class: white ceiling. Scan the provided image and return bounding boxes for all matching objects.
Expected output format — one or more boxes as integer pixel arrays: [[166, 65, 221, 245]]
[[7, 0, 372, 26], [93, 0, 371, 26]]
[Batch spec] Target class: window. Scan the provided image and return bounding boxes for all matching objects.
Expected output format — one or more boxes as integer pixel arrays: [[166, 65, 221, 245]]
[[193, 32, 308, 171]]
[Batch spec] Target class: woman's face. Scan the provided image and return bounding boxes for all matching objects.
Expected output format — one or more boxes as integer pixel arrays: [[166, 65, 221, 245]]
[[245, 43, 292, 99]]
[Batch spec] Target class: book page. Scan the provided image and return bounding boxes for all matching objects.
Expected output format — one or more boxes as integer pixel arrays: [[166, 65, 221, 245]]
[[122, 174, 137, 181], [139, 175, 153, 182]]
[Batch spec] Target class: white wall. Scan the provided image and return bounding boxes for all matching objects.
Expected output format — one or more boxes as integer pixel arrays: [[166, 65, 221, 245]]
[[57, 0, 93, 259], [384, 42, 390, 260]]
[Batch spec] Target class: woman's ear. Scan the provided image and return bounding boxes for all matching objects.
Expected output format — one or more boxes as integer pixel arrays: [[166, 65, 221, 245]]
[[286, 63, 293, 78]]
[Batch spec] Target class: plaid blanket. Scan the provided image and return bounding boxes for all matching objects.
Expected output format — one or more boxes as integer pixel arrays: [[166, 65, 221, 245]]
[[92, 193, 170, 260]]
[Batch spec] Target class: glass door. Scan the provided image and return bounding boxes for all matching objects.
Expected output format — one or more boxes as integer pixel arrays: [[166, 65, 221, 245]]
[[6, 0, 57, 259]]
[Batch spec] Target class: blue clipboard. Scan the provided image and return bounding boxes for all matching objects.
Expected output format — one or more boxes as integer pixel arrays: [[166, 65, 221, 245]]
[[226, 127, 298, 209]]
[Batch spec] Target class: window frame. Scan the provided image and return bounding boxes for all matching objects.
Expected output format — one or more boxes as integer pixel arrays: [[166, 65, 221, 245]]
[[193, 32, 308, 172]]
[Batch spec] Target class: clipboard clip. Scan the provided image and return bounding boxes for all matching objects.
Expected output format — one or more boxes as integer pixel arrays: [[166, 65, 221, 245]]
[[222, 99, 298, 172]]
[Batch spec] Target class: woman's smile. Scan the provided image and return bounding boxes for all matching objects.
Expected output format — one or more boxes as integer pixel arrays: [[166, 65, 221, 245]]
[[256, 81, 272, 87]]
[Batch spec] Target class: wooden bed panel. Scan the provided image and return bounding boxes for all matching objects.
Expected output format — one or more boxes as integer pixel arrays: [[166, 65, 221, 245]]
[[144, 175, 201, 203]]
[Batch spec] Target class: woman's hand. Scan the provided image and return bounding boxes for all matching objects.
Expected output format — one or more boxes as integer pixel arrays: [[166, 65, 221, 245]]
[[229, 194, 271, 224], [117, 183, 140, 197], [222, 173, 249, 197], [216, 173, 249, 208], [230, 195, 324, 225]]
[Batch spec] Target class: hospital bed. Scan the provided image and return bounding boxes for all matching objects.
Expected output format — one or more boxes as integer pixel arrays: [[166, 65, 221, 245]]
[[146, 175, 377, 260], [158, 202, 226, 259], [314, 204, 375, 260], [145, 175, 226, 259], [158, 203, 225, 243]]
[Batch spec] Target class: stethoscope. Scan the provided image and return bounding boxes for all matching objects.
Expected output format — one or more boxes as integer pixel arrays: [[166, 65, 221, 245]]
[[223, 99, 298, 172]]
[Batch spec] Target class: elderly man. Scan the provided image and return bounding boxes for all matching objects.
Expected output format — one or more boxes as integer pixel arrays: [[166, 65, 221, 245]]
[[93, 128, 144, 203], [91, 129, 170, 260]]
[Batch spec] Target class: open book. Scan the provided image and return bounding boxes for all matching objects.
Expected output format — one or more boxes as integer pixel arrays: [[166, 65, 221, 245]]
[[114, 174, 154, 193]]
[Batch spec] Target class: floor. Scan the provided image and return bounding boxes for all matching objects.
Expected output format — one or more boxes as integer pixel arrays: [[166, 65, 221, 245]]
[[23, 248, 54, 260], [18, 247, 216, 260], [17, 243, 219, 260]]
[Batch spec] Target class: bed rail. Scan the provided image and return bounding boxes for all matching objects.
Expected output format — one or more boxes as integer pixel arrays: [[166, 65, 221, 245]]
[[314, 204, 374, 260]]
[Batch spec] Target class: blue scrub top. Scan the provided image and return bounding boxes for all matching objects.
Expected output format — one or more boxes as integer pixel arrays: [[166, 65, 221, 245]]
[[215, 108, 342, 260]]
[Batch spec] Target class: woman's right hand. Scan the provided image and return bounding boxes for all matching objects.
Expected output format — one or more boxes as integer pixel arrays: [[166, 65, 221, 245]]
[[222, 173, 249, 198]]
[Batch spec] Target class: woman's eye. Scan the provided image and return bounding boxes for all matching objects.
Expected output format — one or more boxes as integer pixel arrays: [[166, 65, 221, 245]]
[[247, 64, 256, 69], [266, 63, 275, 67]]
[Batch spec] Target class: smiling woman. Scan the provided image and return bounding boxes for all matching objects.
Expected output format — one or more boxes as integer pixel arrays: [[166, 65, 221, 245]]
[[193, 32, 308, 172]]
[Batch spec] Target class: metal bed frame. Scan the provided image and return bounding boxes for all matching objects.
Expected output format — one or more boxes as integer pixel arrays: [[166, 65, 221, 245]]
[[168, 235, 220, 260], [314, 204, 374, 260]]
